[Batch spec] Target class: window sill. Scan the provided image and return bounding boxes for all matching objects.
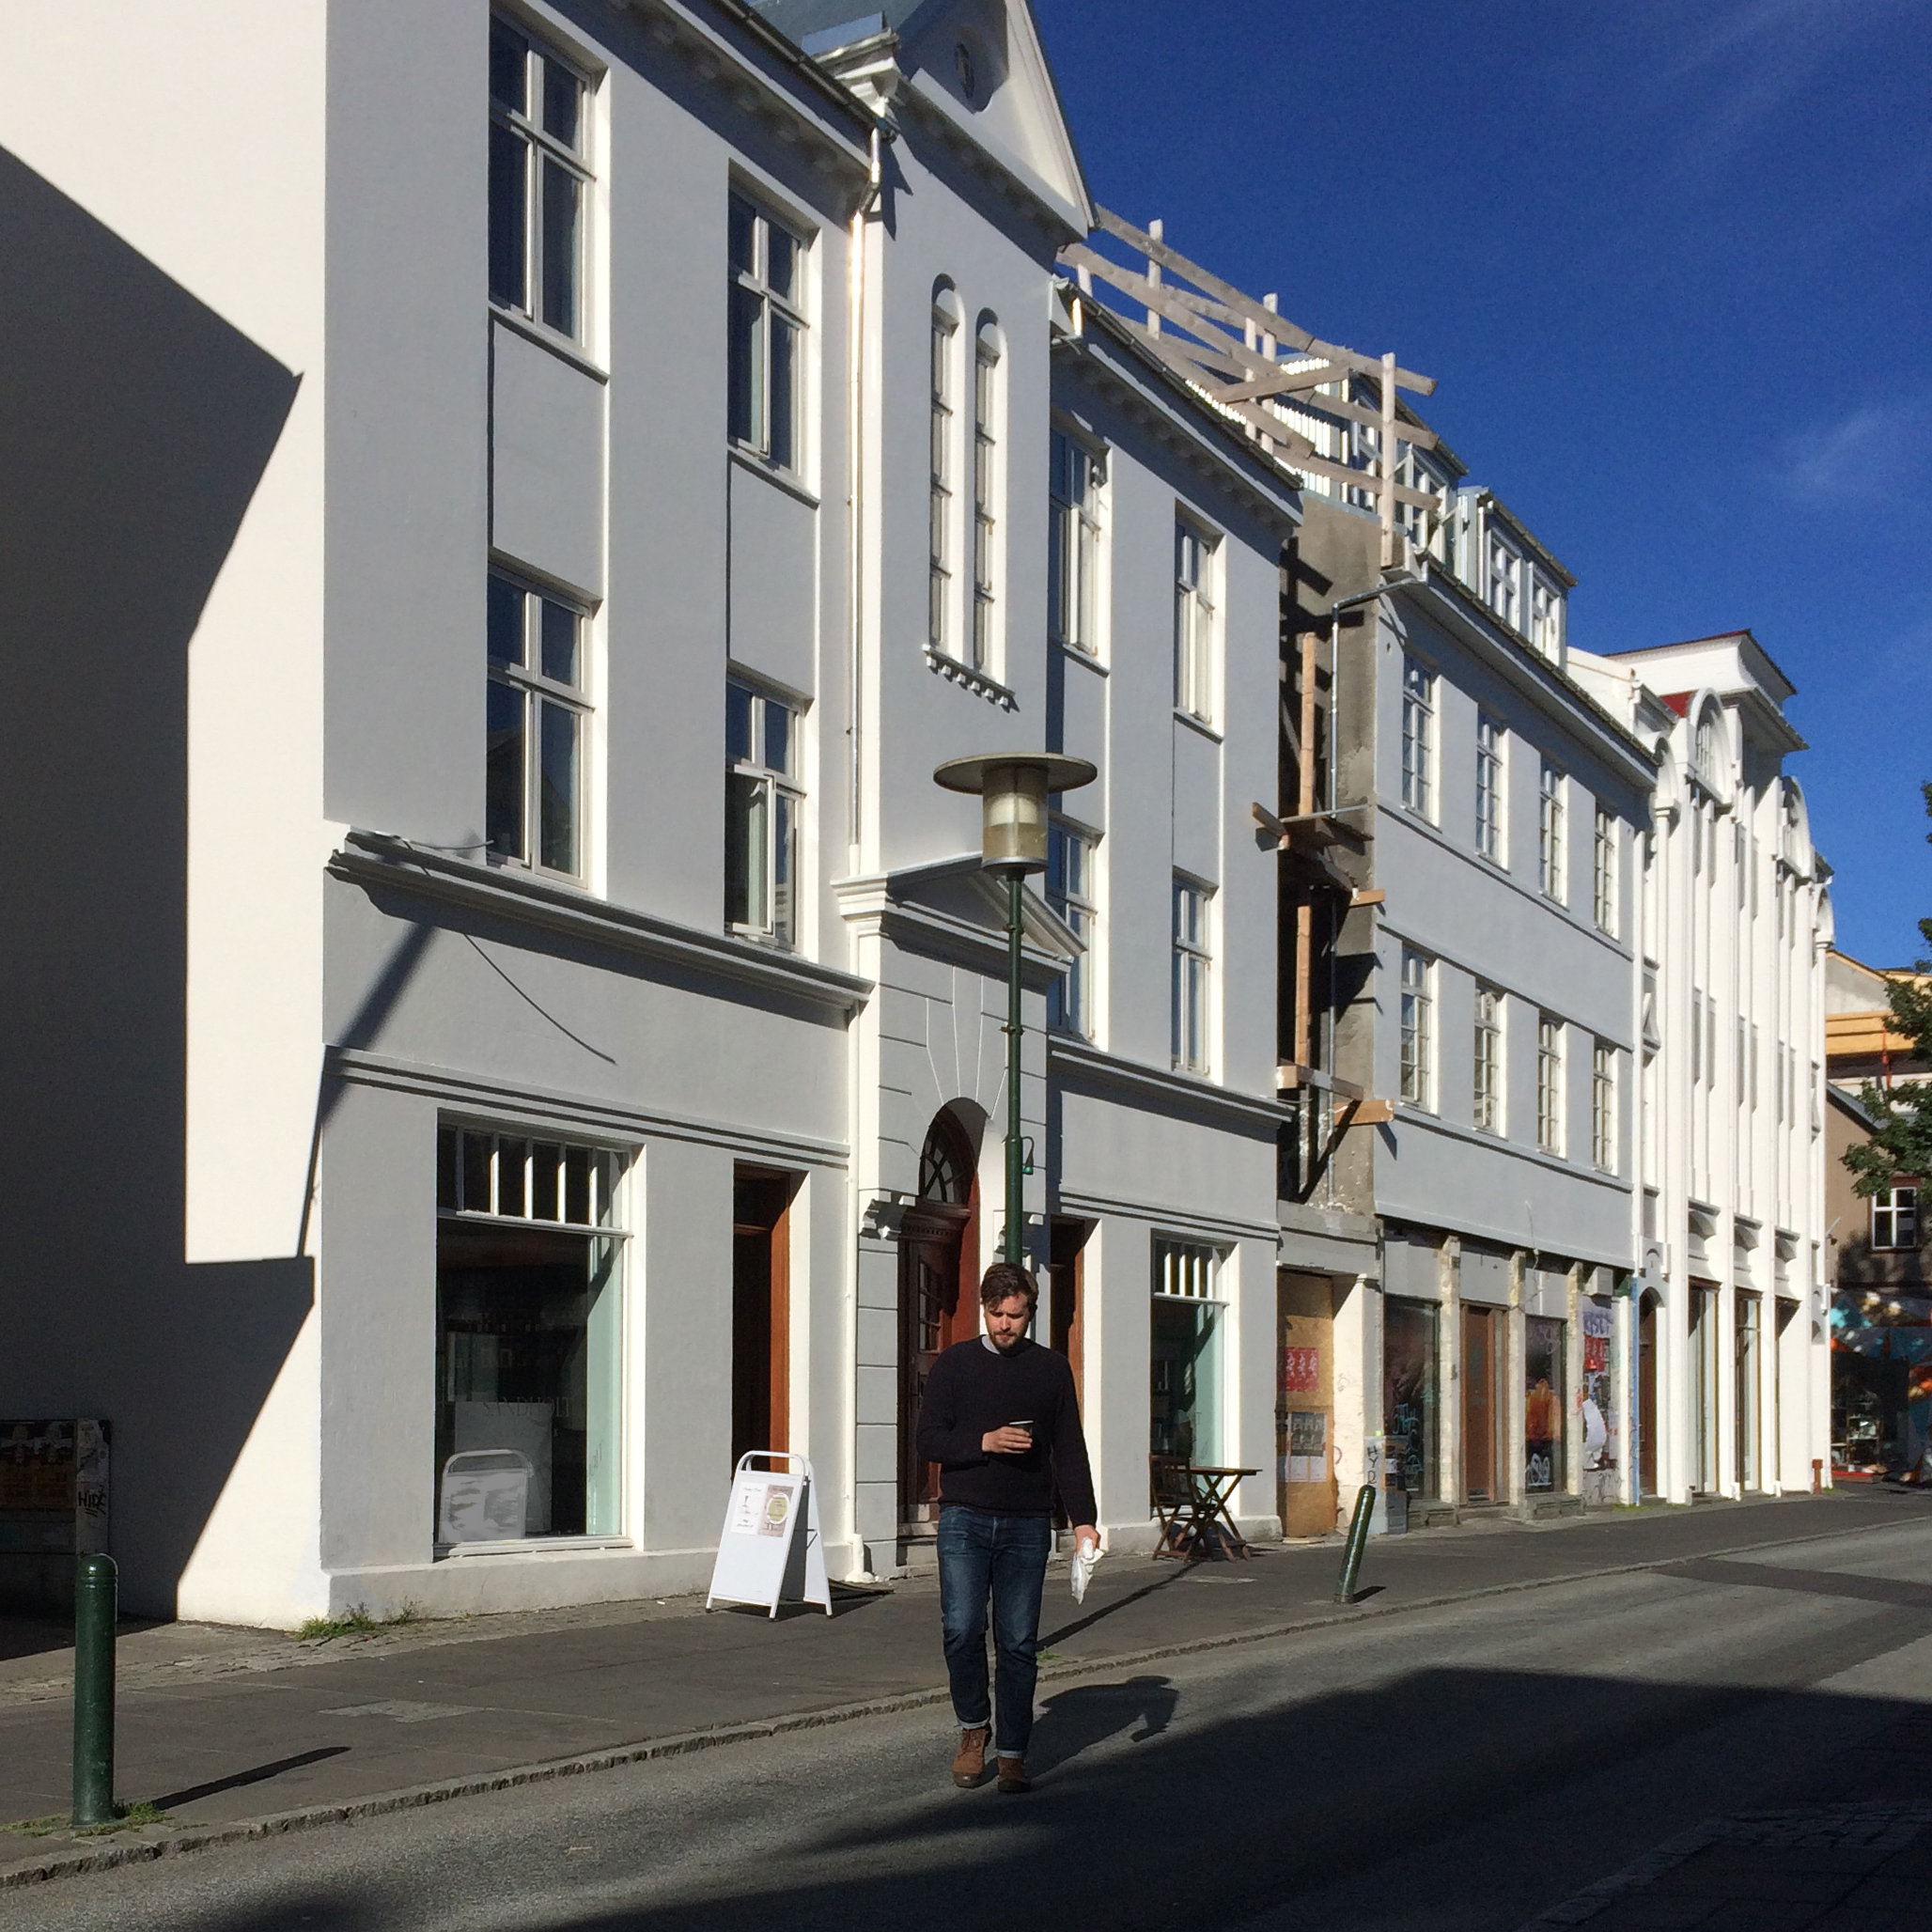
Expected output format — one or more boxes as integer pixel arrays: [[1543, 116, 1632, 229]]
[[490, 304, 608, 383], [439, 1535, 634, 1560], [1055, 641, 1108, 675], [1173, 709, 1223, 744], [728, 443, 818, 507], [924, 646, 1016, 709]]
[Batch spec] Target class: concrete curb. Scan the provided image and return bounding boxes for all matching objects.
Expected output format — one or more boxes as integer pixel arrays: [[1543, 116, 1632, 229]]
[[0, 1508, 1911, 1892]]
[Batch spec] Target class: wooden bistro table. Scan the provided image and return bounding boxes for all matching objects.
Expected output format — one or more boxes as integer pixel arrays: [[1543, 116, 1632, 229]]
[[1151, 1457, 1260, 1563]]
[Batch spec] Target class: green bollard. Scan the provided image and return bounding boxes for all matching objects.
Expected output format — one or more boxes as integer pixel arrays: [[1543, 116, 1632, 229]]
[[1332, 1484, 1377, 1606], [71, 1552, 117, 1828]]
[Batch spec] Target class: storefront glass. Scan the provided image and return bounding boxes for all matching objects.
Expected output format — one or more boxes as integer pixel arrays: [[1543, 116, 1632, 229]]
[[435, 1128, 624, 1542], [1383, 1298, 1438, 1499], [1524, 1315, 1565, 1493], [1581, 1296, 1618, 1498], [1832, 1289, 1932, 1479]]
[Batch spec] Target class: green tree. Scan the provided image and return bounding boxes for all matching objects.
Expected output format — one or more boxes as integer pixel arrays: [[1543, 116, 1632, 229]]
[[1843, 781, 1932, 1199]]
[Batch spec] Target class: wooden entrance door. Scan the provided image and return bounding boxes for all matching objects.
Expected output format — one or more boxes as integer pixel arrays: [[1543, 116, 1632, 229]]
[[1462, 1304, 1497, 1504], [731, 1171, 792, 1472], [1639, 1296, 1659, 1497], [898, 1204, 973, 1522]]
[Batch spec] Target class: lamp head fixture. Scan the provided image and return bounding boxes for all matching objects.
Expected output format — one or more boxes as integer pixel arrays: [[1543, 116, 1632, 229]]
[[933, 752, 1097, 874]]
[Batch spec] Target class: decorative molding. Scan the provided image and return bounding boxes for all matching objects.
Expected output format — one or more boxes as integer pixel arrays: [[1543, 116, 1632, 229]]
[[922, 644, 1018, 709], [330, 833, 873, 1017], [1053, 1186, 1281, 1246], [1049, 1036, 1287, 1134], [327, 1045, 850, 1170]]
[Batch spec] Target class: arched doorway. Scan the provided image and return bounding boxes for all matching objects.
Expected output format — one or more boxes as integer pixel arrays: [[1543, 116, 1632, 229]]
[[898, 1109, 979, 1528]]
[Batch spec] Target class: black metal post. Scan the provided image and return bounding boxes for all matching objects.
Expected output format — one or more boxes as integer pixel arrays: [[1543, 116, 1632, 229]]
[[71, 1551, 117, 1827], [1332, 1484, 1376, 1605], [1004, 867, 1024, 1264]]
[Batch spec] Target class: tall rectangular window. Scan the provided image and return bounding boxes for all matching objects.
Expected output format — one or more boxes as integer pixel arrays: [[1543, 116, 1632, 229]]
[[927, 312, 956, 653], [1488, 536, 1519, 631], [1172, 878, 1212, 1073], [972, 329, 1000, 670], [1401, 654, 1435, 818], [1050, 429, 1102, 657], [490, 17, 589, 339], [488, 572, 589, 876], [1593, 803, 1616, 934], [1472, 984, 1503, 1133], [1475, 711, 1504, 861], [728, 194, 805, 473], [1530, 576, 1560, 657], [1538, 760, 1566, 902], [1151, 1239, 1223, 1465], [1873, 1187, 1920, 1251], [436, 1125, 623, 1542], [1047, 821, 1098, 1037], [1174, 520, 1216, 722], [1537, 1014, 1564, 1154], [1399, 948, 1435, 1110], [724, 681, 802, 946], [1592, 1040, 1616, 1172]]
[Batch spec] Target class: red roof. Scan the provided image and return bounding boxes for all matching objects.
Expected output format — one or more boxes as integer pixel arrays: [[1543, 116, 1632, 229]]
[[1660, 692, 1690, 716]]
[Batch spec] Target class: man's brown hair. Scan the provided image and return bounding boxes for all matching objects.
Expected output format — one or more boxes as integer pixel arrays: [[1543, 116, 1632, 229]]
[[978, 1261, 1038, 1310]]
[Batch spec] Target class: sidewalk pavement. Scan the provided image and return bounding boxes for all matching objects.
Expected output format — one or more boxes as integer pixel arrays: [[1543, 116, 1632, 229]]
[[2, 1489, 1923, 1889]]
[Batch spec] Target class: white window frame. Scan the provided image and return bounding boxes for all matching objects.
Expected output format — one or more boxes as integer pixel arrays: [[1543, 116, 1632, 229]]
[[1539, 759, 1567, 903], [971, 322, 1002, 672], [1472, 984, 1504, 1133], [1488, 535, 1519, 631], [1174, 517, 1219, 724], [1050, 426, 1104, 659], [927, 296, 958, 655], [724, 678, 802, 947], [728, 192, 808, 475], [1048, 818, 1099, 1039], [1872, 1186, 1919, 1251], [1592, 1040, 1616, 1173], [1401, 653, 1436, 820], [490, 15, 593, 343], [1530, 574, 1561, 657], [1475, 710, 1504, 862], [1537, 1013, 1565, 1154], [1593, 802, 1617, 935], [1172, 876, 1213, 1074], [1399, 947, 1436, 1111], [488, 569, 592, 880]]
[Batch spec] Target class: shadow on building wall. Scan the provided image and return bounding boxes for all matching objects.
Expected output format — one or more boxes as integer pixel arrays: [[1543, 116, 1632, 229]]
[[0, 145, 307, 1615]]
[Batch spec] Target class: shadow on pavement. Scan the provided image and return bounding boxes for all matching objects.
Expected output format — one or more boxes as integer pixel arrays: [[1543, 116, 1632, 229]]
[[148, 1749, 354, 1814], [142, 1615, 1932, 1932]]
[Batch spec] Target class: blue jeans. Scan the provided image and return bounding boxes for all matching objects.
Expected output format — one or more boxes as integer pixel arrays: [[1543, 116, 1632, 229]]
[[937, 1504, 1052, 1758]]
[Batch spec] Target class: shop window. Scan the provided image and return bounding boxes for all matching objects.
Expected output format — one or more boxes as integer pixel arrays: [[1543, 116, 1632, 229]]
[[1524, 1315, 1565, 1493], [435, 1126, 624, 1543], [1150, 1239, 1223, 1466], [1383, 1298, 1439, 1500]]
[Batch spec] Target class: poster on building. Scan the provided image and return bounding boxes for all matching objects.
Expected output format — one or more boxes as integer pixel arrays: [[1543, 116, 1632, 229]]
[[1285, 1410, 1328, 1485], [1524, 1317, 1564, 1493], [1581, 1300, 1618, 1500]]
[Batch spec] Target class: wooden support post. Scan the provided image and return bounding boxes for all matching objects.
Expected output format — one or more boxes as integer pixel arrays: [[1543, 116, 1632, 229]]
[[1145, 217, 1162, 337], [1293, 625, 1318, 1069], [1379, 349, 1399, 569]]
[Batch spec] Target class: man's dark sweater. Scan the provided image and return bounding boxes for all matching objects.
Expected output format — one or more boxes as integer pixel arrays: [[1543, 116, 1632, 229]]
[[914, 1336, 1098, 1524]]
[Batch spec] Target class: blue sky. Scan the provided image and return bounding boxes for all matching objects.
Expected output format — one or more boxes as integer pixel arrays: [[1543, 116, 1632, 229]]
[[1032, 0, 1932, 965]]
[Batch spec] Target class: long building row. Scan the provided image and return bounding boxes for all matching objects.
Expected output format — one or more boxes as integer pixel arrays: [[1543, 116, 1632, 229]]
[[0, 0, 1832, 1625]]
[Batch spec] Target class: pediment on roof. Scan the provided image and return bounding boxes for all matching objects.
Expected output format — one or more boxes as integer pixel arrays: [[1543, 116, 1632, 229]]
[[893, 0, 1092, 233]]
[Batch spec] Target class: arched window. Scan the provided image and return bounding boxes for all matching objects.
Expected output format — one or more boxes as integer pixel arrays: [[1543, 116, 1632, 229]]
[[1692, 708, 1722, 792], [917, 1114, 973, 1205]]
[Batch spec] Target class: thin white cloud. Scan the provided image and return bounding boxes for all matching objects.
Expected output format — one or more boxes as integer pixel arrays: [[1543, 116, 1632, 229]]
[[1780, 397, 1930, 509]]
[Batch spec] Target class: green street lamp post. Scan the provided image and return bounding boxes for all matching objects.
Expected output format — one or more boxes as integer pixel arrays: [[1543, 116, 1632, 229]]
[[933, 753, 1098, 1266]]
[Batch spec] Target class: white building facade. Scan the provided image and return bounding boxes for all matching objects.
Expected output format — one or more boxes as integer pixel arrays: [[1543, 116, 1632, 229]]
[[0, 0, 1296, 1625]]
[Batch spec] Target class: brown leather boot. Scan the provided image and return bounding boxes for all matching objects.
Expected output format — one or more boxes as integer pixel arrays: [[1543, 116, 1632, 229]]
[[951, 1724, 991, 1788], [996, 1755, 1031, 1794]]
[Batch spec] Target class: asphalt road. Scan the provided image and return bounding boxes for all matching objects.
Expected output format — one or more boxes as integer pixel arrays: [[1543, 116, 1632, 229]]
[[8, 1514, 1932, 1932]]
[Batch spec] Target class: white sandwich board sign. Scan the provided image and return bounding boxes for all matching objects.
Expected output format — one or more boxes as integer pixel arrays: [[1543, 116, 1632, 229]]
[[705, 1452, 832, 1618]]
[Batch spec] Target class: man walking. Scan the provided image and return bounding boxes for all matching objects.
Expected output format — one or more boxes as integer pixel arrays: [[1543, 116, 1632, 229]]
[[915, 1260, 1098, 1795]]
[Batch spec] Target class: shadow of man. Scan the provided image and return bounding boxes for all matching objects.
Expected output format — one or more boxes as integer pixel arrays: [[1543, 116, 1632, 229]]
[[1027, 1675, 1179, 1774]]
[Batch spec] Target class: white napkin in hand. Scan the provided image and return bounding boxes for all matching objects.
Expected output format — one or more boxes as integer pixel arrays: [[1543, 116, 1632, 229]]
[[1071, 1535, 1102, 1603]]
